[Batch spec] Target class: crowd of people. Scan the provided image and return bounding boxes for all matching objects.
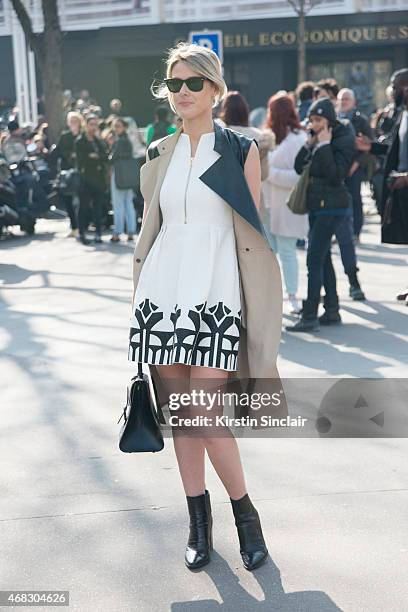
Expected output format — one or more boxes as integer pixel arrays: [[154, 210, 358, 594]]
[[0, 93, 178, 245], [1, 68, 407, 330]]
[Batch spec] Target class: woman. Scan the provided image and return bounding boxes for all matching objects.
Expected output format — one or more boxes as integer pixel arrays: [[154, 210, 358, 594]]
[[54, 111, 84, 238], [286, 97, 355, 332], [128, 42, 284, 571], [262, 94, 308, 314], [75, 114, 108, 245], [108, 118, 137, 242], [218, 91, 274, 182]]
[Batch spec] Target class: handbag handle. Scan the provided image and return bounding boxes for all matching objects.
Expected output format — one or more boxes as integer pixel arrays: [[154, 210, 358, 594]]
[[117, 361, 144, 425]]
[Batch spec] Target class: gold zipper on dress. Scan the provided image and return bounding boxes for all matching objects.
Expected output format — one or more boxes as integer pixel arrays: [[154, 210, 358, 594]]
[[184, 156, 194, 223]]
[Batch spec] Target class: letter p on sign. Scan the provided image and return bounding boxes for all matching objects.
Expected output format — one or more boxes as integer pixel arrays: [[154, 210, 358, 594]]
[[189, 30, 224, 65]]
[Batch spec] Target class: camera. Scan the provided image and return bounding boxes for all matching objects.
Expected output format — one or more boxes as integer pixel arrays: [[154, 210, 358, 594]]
[[386, 171, 407, 188]]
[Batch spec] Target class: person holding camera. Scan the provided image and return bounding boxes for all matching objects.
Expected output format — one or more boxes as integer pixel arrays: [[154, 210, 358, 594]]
[[286, 97, 356, 332]]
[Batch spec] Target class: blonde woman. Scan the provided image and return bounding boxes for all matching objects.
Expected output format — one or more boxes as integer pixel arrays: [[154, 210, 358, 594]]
[[128, 43, 284, 571], [54, 111, 84, 237]]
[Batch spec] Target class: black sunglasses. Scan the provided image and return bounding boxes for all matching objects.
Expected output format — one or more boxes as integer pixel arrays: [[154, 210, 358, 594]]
[[164, 76, 208, 93]]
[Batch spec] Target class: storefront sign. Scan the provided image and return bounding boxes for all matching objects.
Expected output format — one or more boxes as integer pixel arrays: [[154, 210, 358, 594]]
[[222, 25, 408, 49]]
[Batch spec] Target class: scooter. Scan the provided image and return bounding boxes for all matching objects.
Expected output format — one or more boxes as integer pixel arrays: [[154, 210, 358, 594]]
[[0, 160, 36, 235]]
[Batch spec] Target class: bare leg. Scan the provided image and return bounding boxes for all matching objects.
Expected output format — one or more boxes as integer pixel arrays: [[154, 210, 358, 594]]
[[189, 365, 248, 500], [155, 363, 206, 497]]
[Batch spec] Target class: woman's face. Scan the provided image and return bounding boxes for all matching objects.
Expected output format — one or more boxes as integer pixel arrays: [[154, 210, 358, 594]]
[[309, 115, 329, 133], [87, 118, 99, 135], [169, 61, 217, 121], [68, 117, 81, 133], [114, 121, 125, 135]]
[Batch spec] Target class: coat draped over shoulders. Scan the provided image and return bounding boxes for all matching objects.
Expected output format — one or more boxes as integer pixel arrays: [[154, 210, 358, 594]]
[[131, 121, 288, 427]]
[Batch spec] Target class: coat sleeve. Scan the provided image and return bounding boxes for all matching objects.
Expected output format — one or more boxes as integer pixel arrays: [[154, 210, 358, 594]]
[[267, 136, 306, 188], [294, 145, 311, 175], [97, 139, 108, 164], [75, 137, 86, 173], [267, 166, 302, 189]]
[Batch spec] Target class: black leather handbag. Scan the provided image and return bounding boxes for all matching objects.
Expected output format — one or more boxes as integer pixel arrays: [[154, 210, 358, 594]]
[[117, 362, 164, 453]]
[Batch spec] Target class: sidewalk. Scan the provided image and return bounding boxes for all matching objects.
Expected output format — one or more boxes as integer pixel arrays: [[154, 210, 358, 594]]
[[0, 211, 407, 611]]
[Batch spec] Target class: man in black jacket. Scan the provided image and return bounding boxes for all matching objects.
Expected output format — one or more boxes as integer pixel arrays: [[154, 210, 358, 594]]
[[357, 69, 408, 303], [75, 114, 108, 244], [286, 98, 356, 332]]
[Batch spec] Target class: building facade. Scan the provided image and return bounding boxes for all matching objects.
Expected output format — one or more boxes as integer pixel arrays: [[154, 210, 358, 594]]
[[1, 0, 407, 123]]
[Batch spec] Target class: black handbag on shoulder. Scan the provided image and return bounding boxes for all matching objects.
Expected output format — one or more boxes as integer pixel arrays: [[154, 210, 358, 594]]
[[117, 361, 164, 453]]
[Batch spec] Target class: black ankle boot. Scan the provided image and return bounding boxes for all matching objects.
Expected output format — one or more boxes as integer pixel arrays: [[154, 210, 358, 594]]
[[230, 493, 268, 571], [185, 489, 213, 570], [286, 299, 320, 333], [319, 311, 342, 325], [347, 268, 366, 301]]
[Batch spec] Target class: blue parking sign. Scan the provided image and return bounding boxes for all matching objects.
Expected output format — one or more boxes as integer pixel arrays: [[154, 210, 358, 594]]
[[189, 30, 223, 64]]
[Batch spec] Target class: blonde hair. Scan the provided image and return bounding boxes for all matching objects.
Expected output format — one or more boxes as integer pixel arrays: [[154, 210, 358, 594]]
[[66, 111, 85, 128], [152, 41, 227, 114]]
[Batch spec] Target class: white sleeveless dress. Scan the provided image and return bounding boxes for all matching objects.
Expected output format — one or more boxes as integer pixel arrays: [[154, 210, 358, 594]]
[[128, 131, 242, 371]]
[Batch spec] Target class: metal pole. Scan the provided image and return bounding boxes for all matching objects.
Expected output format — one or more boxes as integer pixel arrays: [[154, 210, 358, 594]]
[[28, 49, 38, 126], [10, 7, 25, 121], [17, 22, 31, 123]]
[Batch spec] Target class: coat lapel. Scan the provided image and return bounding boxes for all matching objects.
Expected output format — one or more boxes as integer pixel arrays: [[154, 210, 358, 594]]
[[140, 120, 270, 244], [199, 121, 269, 241]]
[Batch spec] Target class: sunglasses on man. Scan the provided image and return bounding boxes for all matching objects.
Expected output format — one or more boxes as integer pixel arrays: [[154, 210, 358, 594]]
[[164, 76, 209, 93]]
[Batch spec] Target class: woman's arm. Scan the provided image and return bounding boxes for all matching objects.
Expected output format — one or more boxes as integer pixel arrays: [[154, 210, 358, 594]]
[[268, 166, 302, 189], [244, 141, 261, 212], [267, 138, 306, 189]]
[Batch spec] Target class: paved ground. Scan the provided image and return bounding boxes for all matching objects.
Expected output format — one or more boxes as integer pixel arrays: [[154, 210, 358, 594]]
[[1, 203, 407, 612]]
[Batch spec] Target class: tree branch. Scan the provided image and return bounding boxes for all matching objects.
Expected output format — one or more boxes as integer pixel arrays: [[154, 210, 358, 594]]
[[9, 0, 42, 56], [287, 0, 323, 15], [287, 0, 301, 15]]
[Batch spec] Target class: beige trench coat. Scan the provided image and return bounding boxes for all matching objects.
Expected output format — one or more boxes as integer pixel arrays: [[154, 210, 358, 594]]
[[130, 124, 288, 422]]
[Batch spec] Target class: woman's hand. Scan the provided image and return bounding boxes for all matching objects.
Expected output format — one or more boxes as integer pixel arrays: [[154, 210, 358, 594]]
[[244, 141, 261, 212], [306, 132, 318, 147]]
